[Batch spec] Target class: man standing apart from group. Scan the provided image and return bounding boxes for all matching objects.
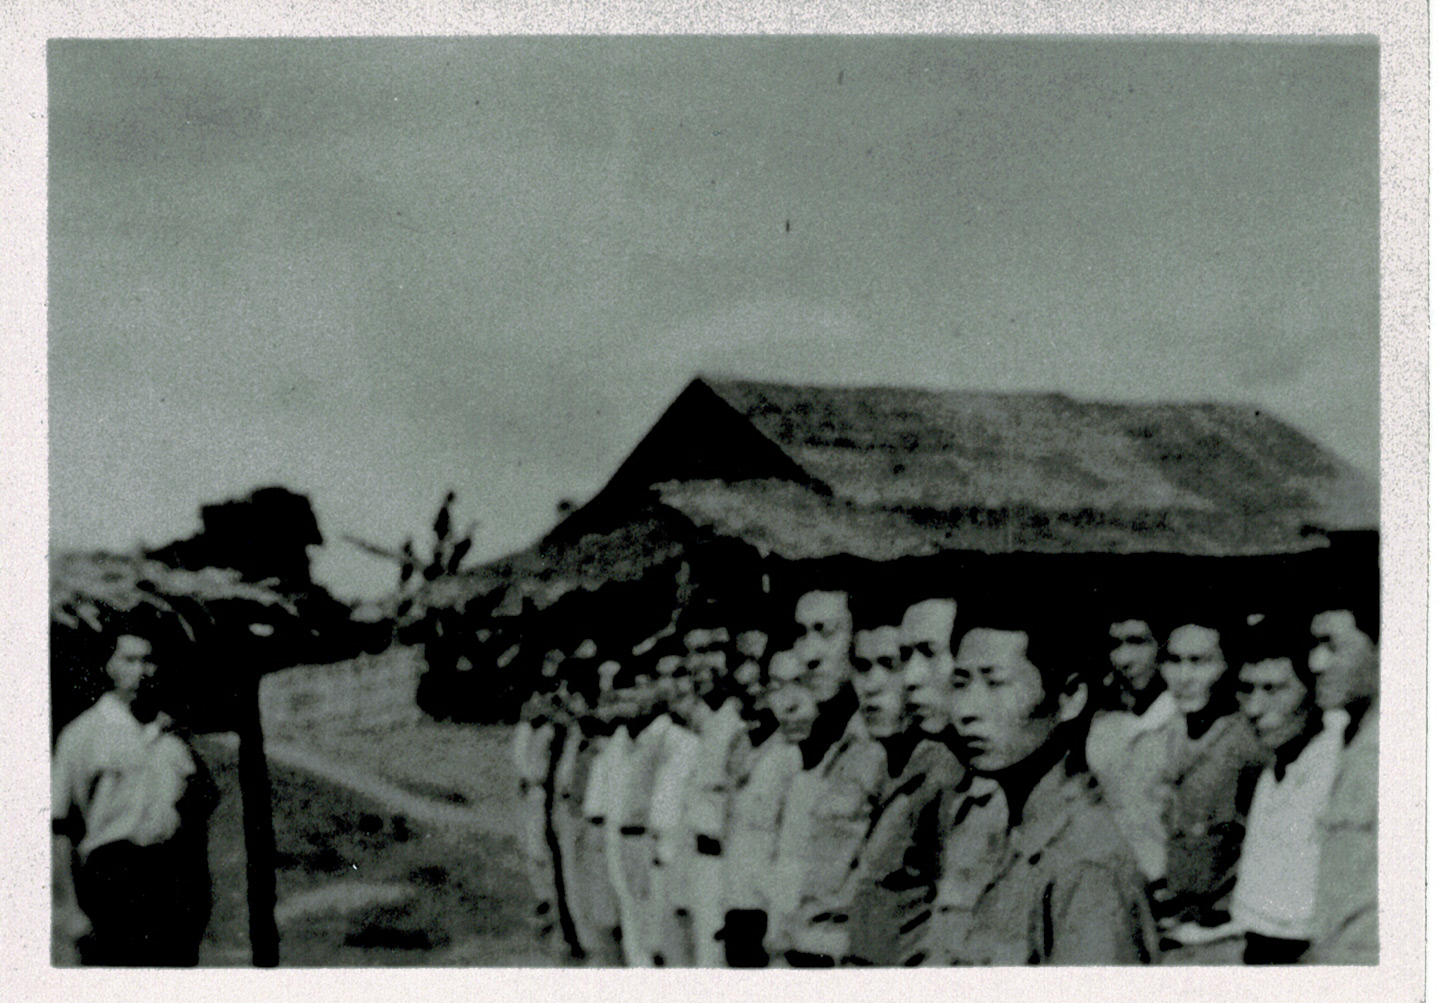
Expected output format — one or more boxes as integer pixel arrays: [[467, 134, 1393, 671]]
[[53, 633, 217, 966]]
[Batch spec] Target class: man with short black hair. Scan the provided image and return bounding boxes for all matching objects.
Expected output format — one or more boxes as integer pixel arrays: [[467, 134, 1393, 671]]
[[53, 633, 217, 966], [816, 600, 965, 967], [1103, 617, 1165, 715], [571, 659, 626, 965], [917, 614, 1157, 965], [608, 652, 675, 966], [766, 590, 886, 966], [793, 589, 854, 705], [1226, 615, 1346, 964], [1153, 618, 1265, 928], [680, 609, 762, 966], [720, 664, 808, 967]]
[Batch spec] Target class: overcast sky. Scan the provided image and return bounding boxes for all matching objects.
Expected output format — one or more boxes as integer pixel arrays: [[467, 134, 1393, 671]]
[[49, 37, 1379, 599]]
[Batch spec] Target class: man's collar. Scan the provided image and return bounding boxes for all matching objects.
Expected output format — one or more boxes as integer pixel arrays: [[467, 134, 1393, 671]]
[[96, 691, 142, 726], [95, 692, 176, 740], [1135, 690, 1178, 731]]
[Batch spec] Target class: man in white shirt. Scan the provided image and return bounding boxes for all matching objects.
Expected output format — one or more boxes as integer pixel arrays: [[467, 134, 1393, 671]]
[[647, 649, 705, 966], [1229, 615, 1342, 963], [52, 633, 217, 966]]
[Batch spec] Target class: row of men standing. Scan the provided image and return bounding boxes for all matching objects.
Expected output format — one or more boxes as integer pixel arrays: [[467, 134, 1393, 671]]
[[510, 583, 1378, 967]]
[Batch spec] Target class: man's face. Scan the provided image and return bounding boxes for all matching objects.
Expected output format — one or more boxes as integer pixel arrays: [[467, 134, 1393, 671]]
[[949, 628, 1072, 774], [900, 599, 958, 736], [684, 626, 730, 698], [794, 591, 853, 702], [1308, 610, 1378, 711], [1238, 657, 1314, 751], [853, 626, 905, 738], [1108, 619, 1159, 695], [105, 634, 157, 701], [768, 682, 820, 744], [1160, 624, 1228, 715]]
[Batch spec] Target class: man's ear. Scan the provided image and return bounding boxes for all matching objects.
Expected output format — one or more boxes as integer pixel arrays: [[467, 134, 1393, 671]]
[[1056, 679, 1088, 724]]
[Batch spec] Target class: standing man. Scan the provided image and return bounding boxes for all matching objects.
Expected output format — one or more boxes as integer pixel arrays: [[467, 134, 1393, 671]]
[[921, 614, 1157, 965], [819, 601, 965, 966], [511, 676, 563, 950], [720, 666, 809, 967], [572, 660, 626, 965], [1152, 620, 1266, 929], [1304, 598, 1379, 964], [1084, 615, 1177, 887], [1226, 615, 1347, 964], [610, 655, 675, 966], [647, 654, 702, 966], [53, 633, 218, 967], [681, 615, 757, 966]]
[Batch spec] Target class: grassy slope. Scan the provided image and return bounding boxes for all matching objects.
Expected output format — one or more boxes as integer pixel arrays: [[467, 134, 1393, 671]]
[[196, 722, 559, 967]]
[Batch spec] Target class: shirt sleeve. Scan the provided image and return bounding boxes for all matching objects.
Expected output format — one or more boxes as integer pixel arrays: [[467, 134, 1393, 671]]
[[51, 727, 78, 823]]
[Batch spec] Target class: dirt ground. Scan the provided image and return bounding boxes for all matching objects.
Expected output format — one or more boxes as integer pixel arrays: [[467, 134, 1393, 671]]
[[195, 720, 565, 967]]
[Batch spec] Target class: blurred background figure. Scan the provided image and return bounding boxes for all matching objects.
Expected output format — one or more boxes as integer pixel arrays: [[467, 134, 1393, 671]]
[[1103, 617, 1166, 715], [719, 667, 810, 967], [1303, 596, 1379, 965], [571, 658, 626, 965], [1153, 619, 1267, 931]]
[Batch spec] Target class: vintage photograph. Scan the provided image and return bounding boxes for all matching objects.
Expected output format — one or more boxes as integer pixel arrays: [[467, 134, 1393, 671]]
[[47, 36, 1382, 971]]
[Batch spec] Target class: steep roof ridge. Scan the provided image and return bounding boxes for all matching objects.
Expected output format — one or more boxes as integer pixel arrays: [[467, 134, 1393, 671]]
[[695, 374, 1374, 530]]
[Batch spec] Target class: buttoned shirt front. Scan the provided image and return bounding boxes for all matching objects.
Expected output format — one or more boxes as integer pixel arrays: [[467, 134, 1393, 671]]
[[838, 738, 964, 965], [1231, 711, 1347, 941], [922, 757, 1157, 966], [771, 719, 888, 929], [616, 716, 672, 830], [1086, 692, 1177, 881], [725, 734, 803, 910], [648, 719, 701, 863], [1160, 711, 1267, 919], [682, 698, 748, 841]]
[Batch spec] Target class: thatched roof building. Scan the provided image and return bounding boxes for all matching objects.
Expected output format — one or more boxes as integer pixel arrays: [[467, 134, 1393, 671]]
[[427, 375, 1376, 621]]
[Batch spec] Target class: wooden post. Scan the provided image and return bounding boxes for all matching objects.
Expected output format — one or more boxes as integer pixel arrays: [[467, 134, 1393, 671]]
[[236, 671, 280, 967]]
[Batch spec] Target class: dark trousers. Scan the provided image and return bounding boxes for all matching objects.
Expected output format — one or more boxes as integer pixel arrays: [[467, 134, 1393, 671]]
[[1243, 932, 1310, 965], [719, 909, 769, 968], [76, 840, 211, 967]]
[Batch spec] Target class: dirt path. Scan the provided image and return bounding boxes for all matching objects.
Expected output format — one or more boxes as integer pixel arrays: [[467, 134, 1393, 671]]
[[264, 737, 518, 836], [196, 728, 552, 966]]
